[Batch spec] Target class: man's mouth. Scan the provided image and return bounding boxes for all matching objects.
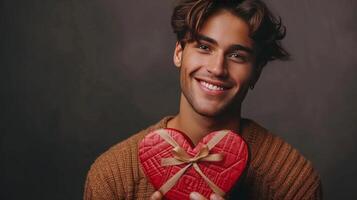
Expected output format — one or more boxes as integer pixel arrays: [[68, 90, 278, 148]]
[[199, 80, 226, 91]]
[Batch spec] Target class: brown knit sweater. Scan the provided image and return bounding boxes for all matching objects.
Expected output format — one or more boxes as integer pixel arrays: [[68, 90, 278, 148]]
[[83, 116, 322, 200]]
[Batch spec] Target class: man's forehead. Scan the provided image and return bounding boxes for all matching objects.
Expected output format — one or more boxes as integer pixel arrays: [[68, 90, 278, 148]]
[[198, 11, 253, 46]]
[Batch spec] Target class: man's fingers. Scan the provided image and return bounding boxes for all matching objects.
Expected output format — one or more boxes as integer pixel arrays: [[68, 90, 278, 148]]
[[152, 191, 224, 200], [190, 192, 208, 200], [189, 192, 225, 200], [209, 193, 225, 200], [150, 191, 163, 200]]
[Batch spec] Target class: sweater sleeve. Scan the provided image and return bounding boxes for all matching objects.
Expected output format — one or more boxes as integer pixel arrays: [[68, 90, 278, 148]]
[[83, 130, 152, 200], [248, 130, 323, 200], [83, 147, 126, 200]]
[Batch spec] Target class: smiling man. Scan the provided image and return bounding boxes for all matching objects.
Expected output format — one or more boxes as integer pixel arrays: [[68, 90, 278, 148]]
[[84, 0, 322, 200]]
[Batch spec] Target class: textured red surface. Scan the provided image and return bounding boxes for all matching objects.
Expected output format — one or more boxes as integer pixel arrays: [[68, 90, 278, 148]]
[[139, 128, 248, 200]]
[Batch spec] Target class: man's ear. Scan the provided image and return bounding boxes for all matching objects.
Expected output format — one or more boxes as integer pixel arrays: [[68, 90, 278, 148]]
[[173, 41, 183, 68]]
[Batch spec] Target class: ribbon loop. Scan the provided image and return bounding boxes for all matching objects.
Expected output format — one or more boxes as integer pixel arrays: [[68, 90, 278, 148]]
[[157, 129, 229, 197]]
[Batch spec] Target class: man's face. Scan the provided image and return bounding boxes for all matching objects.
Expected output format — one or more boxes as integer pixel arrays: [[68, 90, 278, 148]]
[[174, 10, 256, 117]]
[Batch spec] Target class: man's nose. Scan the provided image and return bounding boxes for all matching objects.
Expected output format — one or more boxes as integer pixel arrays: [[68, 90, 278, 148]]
[[207, 53, 228, 77]]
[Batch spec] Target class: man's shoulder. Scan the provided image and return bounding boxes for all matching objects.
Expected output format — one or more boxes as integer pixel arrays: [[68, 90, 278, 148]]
[[83, 117, 172, 198], [88, 116, 173, 173], [93, 128, 146, 166], [241, 118, 322, 199], [85, 127, 146, 185], [242, 118, 298, 153], [241, 118, 315, 169]]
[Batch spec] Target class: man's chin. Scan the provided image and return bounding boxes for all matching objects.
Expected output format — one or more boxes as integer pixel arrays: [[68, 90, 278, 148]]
[[192, 101, 242, 118], [193, 106, 229, 118]]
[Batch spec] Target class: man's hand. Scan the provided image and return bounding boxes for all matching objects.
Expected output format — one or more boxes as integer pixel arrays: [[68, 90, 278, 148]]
[[150, 191, 225, 200]]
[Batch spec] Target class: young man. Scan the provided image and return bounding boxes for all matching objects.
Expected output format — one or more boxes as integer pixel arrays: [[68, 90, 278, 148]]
[[84, 0, 322, 199]]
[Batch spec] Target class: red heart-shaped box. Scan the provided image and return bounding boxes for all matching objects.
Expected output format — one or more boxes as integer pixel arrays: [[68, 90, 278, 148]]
[[139, 128, 248, 199]]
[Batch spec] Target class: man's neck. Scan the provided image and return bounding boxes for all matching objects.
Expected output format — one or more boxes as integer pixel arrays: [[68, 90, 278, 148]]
[[167, 94, 242, 146]]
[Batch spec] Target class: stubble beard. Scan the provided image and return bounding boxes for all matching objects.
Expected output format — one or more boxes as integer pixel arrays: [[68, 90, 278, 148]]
[[181, 84, 248, 119]]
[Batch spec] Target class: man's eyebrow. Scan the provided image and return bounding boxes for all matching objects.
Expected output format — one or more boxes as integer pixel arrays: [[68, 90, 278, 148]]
[[195, 34, 218, 45], [228, 45, 254, 54], [195, 33, 254, 54]]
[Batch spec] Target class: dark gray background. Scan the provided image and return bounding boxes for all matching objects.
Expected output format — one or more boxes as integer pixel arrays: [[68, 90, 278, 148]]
[[1, 0, 356, 199]]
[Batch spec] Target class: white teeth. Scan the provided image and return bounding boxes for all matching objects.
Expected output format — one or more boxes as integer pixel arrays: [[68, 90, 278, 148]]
[[200, 81, 224, 91]]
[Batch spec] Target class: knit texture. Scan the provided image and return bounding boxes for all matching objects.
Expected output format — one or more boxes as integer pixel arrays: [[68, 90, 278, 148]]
[[83, 116, 322, 200]]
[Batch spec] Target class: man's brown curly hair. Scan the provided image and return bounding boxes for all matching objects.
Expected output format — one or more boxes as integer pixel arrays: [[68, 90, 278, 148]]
[[171, 0, 289, 69]]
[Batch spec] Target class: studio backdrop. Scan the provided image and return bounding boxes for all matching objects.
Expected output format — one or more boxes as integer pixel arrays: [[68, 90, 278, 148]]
[[1, 0, 356, 199]]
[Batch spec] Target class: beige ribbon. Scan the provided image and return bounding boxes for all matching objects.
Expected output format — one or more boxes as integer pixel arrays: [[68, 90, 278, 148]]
[[156, 129, 229, 197]]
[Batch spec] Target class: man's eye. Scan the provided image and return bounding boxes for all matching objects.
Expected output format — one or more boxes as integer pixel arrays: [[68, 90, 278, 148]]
[[198, 44, 210, 51], [229, 52, 247, 62]]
